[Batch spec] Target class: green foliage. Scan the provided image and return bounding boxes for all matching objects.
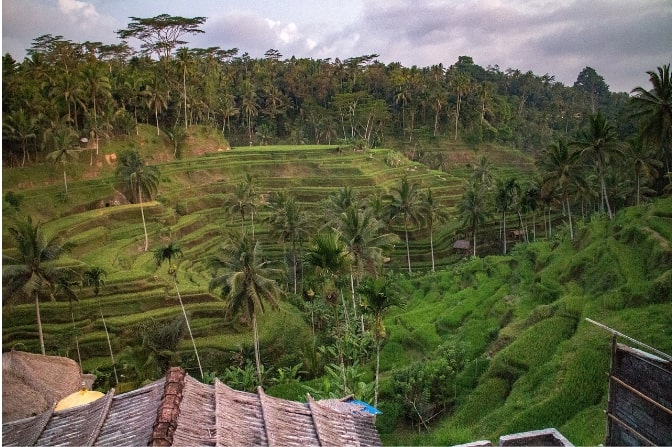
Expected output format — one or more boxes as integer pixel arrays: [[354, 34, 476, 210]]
[[389, 340, 466, 429]]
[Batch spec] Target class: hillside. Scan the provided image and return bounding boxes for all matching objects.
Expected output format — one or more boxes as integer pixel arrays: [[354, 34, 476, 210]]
[[375, 198, 672, 444], [3, 127, 671, 445]]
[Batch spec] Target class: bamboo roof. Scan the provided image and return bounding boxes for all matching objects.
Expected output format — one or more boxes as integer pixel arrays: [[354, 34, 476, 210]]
[[2, 366, 382, 446]]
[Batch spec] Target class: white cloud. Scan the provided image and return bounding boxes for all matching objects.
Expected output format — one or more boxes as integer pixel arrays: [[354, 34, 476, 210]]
[[57, 0, 100, 22]]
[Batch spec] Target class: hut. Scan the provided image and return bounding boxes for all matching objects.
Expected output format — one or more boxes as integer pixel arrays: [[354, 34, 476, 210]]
[[453, 239, 471, 253], [2, 366, 382, 446], [2, 351, 96, 422]]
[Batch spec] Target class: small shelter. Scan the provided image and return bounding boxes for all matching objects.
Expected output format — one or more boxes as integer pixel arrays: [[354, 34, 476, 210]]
[[2, 367, 382, 446], [2, 351, 96, 423], [453, 239, 471, 252]]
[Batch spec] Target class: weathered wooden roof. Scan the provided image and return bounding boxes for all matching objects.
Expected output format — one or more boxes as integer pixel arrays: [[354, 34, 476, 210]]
[[2, 367, 382, 447], [453, 239, 471, 250]]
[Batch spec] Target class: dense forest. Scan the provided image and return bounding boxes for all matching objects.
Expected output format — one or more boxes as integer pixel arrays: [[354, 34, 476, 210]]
[[2, 15, 663, 159], [3, 15, 672, 445]]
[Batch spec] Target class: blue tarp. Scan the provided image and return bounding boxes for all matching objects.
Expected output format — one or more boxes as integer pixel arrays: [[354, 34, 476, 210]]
[[348, 399, 382, 415]]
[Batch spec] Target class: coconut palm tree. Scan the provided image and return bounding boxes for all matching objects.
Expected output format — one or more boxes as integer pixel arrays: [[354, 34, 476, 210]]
[[3, 109, 37, 167], [572, 111, 623, 220], [424, 188, 449, 272], [83, 266, 119, 385], [229, 181, 250, 235], [46, 126, 79, 194], [458, 182, 490, 257], [472, 155, 495, 188], [144, 76, 169, 135], [3, 216, 72, 355], [154, 241, 203, 379], [385, 177, 426, 272], [538, 140, 586, 240], [115, 149, 160, 252], [621, 138, 662, 205], [83, 266, 106, 296], [494, 177, 520, 254], [209, 234, 283, 384], [266, 192, 310, 294], [338, 206, 399, 327], [54, 274, 82, 372], [304, 230, 351, 390], [357, 275, 404, 407], [630, 64, 672, 187]]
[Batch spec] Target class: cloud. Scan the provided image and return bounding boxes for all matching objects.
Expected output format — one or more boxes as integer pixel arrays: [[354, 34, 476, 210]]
[[346, 0, 672, 91], [2, 0, 120, 56], [57, 0, 100, 24]]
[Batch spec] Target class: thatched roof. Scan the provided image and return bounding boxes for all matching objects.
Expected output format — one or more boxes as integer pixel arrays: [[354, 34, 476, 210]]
[[2, 367, 382, 446], [453, 239, 471, 250], [2, 351, 96, 423]]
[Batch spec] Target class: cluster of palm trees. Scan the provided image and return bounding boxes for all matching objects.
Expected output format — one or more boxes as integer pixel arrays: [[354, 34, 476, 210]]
[[3, 27, 637, 168]]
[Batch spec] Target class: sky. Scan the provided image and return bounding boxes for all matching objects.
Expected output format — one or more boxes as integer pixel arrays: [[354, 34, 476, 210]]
[[2, 0, 671, 92]]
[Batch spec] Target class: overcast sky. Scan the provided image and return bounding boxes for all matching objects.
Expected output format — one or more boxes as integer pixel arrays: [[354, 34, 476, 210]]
[[2, 0, 671, 92]]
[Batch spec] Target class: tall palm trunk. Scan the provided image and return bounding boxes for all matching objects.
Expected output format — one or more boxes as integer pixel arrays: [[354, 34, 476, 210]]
[[374, 339, 381, 407], [429, 225, 435, 272], [173, 275, 203, 379], [502, 211, 507, 255], [139, 190, 149, 252], [566, 196, 575, 240], [99, 305, 119, 386], [70, 306, 82, 373], [404, 222, 411, 273], [252, 313, 262, 384], [36, 292, 45, 355]]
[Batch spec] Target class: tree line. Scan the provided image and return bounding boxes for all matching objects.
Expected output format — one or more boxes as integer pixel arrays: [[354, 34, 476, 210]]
[[3, 15, 659, 164]]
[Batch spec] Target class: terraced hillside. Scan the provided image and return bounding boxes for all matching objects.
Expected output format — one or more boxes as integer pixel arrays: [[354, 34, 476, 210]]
[[2, 125, 533, 386]]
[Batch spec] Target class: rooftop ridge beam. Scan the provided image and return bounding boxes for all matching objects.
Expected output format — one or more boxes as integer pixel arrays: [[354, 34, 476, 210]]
[[257, 386, 277, 447], [86, 388, 116, 446]]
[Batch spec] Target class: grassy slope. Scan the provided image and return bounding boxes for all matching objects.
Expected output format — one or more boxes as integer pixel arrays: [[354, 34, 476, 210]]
[[376, 200, 672, 445], [3, 126, 670, 445]]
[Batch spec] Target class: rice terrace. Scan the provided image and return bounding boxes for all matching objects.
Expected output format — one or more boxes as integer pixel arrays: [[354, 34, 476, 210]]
[[2, 13, 672, 446]]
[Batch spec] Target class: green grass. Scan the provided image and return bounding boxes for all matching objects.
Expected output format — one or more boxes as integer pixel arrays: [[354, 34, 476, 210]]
[[3, 126, 671, 446]]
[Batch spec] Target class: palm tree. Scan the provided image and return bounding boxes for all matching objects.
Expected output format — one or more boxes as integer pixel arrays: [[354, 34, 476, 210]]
[[209, 234, 283, 384], [175, 47, 195, 131], [3, 109, 36, 167], [241, 80, 259, 143], [450, 73, 472, 140], [83, 266, 106, 296], [266, 192, 310, 294], [304, 230, 351, 389], [385, 177, 426, 272], [244, 173, 258, 239], [82, 63, 112, 154], [229, 181, 251, 235], [154, 241, 203, 379], [630, 64, 672, 187], [46, 126, 79, 194], [472, 156, 495, 188], [572, 111, 622, 220], [304, 231, 351, 328], [115, 149, 160, 252], [3, 216, 72, 355], [458, 182, 490, 257], [538, 140, 585, 240], [339, 206, 399, 328], [622, 138, 662, 205], [83, 266, 118, 385], [144, 76, 169, 135], [54, 274, 82, 372], [424, 188, 449, 272], [494, 178, 520, 254], [357, 275, 404, 407]]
